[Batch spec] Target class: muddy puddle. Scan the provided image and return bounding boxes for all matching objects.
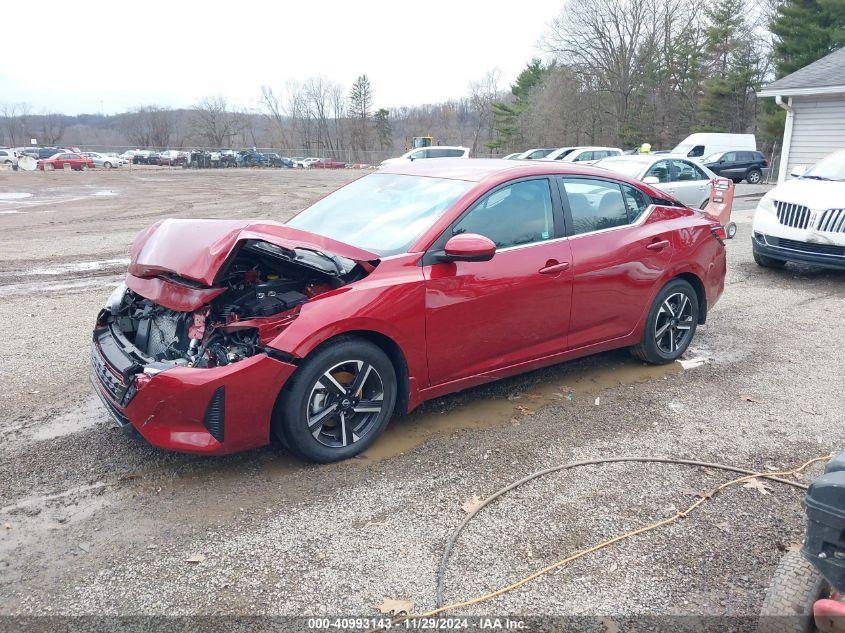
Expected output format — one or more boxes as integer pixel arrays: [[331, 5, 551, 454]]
[[359, 354, 707, 461]]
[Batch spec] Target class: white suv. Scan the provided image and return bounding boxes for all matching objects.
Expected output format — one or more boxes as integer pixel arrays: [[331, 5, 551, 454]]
[[752, 149, 845, 270]]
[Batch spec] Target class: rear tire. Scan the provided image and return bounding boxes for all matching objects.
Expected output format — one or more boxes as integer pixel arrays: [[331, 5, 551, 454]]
[[631, 278, 699, 364], [273, 336, 397, 463], [758, 550, 828, 633], [104, 162, 112, 169], [753, 244, 786, 268], [747, 168, 762, 184]]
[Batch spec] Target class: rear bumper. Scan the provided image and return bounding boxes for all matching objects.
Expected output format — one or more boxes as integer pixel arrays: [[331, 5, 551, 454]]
[[90, 326, 297, 455], [753, 232, 845, 270]]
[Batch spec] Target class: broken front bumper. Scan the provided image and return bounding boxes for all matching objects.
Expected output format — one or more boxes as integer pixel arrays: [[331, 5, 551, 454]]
[[90, 325, 297, 455]]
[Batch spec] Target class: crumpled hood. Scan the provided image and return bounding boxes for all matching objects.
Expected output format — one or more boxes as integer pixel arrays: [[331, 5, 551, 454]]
[[128, 219, 379, 286], [766, 178, 845, 210]]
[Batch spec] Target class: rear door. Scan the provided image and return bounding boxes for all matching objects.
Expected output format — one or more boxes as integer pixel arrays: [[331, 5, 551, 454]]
[[559, 176, 674, 349], [664, 160, 710, 208]]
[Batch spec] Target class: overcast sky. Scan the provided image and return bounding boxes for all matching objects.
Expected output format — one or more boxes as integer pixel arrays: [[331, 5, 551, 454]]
[[1, 0, 562, 115]]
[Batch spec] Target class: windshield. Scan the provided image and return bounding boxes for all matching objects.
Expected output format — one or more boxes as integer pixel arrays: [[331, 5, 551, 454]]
[[287, 173, 473, 256], [803, 150, 845, 181], [703, 152, 724, 163], [596, 158, 648, 178]]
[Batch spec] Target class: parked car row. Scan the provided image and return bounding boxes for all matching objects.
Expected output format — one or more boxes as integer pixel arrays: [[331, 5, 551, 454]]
[[507, 146, 625, 164]]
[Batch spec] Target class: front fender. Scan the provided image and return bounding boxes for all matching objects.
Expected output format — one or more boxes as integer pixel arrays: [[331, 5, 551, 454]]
[[266, 257, 429, 390]]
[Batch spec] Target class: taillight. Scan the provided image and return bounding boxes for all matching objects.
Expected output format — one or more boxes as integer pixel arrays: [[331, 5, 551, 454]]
[[763, 159, 769, 167], [710, 225, 727, 244]]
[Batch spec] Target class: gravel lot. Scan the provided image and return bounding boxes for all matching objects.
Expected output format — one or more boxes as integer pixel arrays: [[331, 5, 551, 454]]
[[0, 167, 842, 629]]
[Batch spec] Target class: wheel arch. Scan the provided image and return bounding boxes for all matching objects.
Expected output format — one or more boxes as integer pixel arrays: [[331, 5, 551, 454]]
[[342, 329, 411, 418], [674, 271, 707, 324], [282, 329, 413, 418]]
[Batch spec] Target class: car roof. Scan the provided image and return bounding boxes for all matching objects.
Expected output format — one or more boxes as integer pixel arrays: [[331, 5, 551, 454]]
[[378, 157, 646, 183]]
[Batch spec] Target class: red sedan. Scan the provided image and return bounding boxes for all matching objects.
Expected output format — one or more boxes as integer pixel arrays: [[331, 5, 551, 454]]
[[310, 158, 346, 169], [38, 152, 95, 171], [91, 159, 726, 462]]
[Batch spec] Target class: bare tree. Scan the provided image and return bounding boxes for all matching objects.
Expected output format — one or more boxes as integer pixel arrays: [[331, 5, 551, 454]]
[[0, 102, 32, 147], [260, 85, 290, 147], [122, 105, 175, 147], [38, 113, 66, 146], [191, 96, 243, 147], [544, 0, 660, 142], [468, 69, 502, 155]]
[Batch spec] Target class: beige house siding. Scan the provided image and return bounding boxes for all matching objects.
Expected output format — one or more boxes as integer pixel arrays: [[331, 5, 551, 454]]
[[787, 94, 845, 176]]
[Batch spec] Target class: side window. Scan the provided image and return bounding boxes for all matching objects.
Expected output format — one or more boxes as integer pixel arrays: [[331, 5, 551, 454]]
[[445, 149, 465, 157], [722, 152, 737, 163], [645, 160, 671, 183], [574, 151, 593, 162], [673, 160, 702, 181], [622, 185, 650, 223], [410, 150, 426, 160], [0, 151, 6, 157], [688, 145, 705, 157], [739, 151, 755, 161], [563, 178, 628, 235], [452, 179, 555, 249]]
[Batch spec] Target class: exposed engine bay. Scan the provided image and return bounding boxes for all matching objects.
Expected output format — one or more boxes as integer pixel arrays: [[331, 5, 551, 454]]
[[103, 240, 368, 368]]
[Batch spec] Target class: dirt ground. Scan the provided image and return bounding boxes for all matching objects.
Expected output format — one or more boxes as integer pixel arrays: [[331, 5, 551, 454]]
[[0, 166, 843, 629]]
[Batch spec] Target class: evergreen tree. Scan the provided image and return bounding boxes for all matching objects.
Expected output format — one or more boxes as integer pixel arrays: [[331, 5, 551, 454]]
[[771, 0, 845, 77], [490, 59, 546, 150], [374, 108, 392, 150], [698, 0, 760, 132], [349, 74, 373, 152]]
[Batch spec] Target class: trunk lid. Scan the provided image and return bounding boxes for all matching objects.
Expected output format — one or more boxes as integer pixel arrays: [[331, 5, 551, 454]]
[[128, 219, 380, 286]]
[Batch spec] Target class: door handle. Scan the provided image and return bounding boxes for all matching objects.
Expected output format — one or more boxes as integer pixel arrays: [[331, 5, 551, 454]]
[[539, 261, 571, 274], [646, 240, 670, 251]]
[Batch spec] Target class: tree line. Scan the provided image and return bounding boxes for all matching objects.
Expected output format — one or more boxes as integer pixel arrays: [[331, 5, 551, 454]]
[[1, 0, 842, 158]]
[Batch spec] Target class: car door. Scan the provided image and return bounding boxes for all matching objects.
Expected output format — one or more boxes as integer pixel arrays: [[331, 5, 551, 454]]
[[735, 151, 755, 178], [718, 152, 740, 178], [559, 176, 674, 349], [423, 177, 574, 386], [664, 160, 710, 208]]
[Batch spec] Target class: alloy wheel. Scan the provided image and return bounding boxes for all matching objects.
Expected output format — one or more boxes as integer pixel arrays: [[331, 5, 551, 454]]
[[748, 170, 761, 183], [306, 360, 385, 448], [654, 292, 694, 354]]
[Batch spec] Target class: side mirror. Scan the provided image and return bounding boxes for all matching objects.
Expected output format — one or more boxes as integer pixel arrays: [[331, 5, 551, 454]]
[[643, 176, 660, 185], [442, 233, 496, 262], [790, 164, 807, 178]]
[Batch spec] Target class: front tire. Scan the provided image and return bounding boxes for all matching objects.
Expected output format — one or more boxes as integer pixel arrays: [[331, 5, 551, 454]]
[[758, 550, 828, 633], [104, 162, 112, 169], [273, 336, 397, 463], [631, 278, 699, 364]]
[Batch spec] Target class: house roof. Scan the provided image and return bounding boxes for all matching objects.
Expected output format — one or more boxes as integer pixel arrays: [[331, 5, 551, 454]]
[[758, 47, 845, 97]]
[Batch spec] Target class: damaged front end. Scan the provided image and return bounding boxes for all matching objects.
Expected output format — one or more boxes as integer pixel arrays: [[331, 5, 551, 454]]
[[100, 238, 368, 370], [90, 229, 376, 453]]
